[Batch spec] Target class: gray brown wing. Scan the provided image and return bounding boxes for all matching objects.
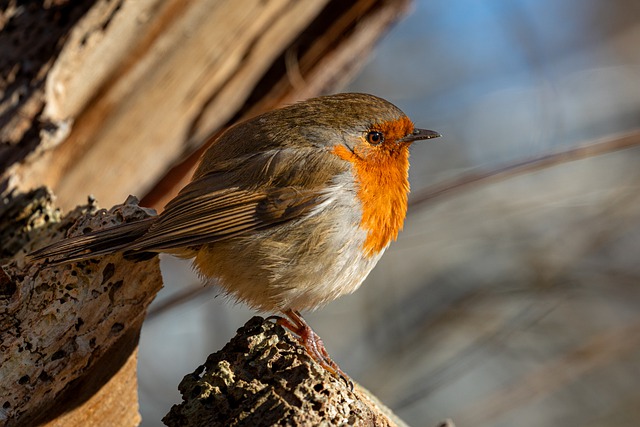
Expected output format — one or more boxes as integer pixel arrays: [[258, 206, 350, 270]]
[[30, 148, 345, 263], [128, 148, 346, 252], [126, 175, 327, 252]]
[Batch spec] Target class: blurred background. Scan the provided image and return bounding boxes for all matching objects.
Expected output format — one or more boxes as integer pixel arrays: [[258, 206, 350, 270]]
[[138, 0, 640, 426]]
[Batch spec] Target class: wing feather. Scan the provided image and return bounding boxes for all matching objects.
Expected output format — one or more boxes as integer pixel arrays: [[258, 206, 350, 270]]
[[30, 144, 350, 264], [126, 174, 329, 252]]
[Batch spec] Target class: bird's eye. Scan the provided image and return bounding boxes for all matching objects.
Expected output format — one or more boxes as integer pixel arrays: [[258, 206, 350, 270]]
[[366, 131, 384, 145]]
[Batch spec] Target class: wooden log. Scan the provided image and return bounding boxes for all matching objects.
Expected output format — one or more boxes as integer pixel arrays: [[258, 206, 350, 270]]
[[0, 189, 162, 426], [162, 317, 410, 427]]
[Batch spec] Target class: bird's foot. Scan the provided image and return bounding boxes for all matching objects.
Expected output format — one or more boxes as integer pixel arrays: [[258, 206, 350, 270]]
[[268, 309, 352, 389]]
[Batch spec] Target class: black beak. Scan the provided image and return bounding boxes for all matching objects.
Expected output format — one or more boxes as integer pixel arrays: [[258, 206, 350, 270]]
[[400, 128, 441, 143]]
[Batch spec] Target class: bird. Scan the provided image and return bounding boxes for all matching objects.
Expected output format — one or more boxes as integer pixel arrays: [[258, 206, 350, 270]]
[[30, 92, 440, 379]]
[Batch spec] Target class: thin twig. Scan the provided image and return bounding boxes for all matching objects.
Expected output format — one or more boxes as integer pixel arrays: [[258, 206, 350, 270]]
[[410, 130, 640, 209], [146, 284, 214, 320]]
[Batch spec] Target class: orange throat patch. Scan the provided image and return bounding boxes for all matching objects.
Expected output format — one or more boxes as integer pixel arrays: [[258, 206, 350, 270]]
[[333, 143, 410, 257]]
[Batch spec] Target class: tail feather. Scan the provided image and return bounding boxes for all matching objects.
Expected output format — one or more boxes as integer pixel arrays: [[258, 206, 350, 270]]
[[29, 218, 156, 265]]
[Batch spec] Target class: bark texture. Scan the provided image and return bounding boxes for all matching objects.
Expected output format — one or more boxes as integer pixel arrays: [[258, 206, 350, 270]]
[[163, 317, 409, 427], [0, 190, 162, 426]]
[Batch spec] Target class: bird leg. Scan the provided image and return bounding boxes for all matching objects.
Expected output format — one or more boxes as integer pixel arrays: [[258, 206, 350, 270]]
[[270, 309, 351, 386]]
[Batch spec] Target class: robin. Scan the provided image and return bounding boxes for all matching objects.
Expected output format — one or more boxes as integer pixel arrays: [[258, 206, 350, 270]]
[[30, 92, 440, 379]]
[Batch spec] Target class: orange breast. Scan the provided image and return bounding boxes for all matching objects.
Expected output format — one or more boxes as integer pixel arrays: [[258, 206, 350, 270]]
[[332, 143, 410, 257]]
